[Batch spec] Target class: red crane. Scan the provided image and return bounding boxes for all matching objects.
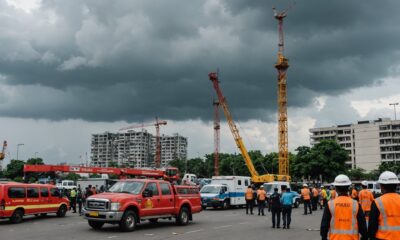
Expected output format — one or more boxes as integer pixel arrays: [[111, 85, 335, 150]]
[[213, 100, 220, 176], [119, 117, 167, 168]]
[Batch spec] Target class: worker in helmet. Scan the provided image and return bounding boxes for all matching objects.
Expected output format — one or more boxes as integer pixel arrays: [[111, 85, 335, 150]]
[[245, 185, 254, 215], [312, 186, 319, 211], [301, 183, 312, 215], [351, 184, 358, 201], [368, 171, 400, 240], [358, 181, 374, 222], [320, 174, 367, 240], [257, 185, 267, 216]]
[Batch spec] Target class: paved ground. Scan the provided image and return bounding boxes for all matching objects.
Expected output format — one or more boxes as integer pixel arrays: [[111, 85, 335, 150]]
[[0, 207, 323, 240]]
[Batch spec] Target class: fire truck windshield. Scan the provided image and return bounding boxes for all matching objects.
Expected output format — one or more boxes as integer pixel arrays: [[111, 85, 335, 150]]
[[107, 181, 144, 194]]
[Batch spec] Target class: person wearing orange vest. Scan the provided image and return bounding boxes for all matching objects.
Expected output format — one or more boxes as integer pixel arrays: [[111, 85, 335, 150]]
[[320, 174, 367, 240], [257, 185, 267, 216], [312, 186, 319, 211], [359, 181, 374, 222], [301, 184, 312, 215], [245, 185, 254, 215], [368, 171, 400, 240], [330, 186, 337, 200]]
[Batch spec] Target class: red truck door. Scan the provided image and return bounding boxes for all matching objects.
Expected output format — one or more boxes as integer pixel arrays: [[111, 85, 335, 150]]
[[26, 187, 40, 214], [159, 182, 174, 214], [141, 182, 160, 216]]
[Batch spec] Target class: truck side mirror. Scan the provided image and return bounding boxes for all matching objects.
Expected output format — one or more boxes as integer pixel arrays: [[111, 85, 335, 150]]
[[142, 189, 153, 198]]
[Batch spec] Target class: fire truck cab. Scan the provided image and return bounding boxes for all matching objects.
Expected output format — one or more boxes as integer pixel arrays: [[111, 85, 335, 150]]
[[0, 181, 70, 223]]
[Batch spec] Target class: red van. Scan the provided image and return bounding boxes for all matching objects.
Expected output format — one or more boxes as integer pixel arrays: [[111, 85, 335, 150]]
[[0, 181, 70, 223]]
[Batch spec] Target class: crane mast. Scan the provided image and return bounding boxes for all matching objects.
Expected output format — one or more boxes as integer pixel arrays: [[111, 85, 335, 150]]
[[274, 7, 290, 177], [213, 100, 220, 176]]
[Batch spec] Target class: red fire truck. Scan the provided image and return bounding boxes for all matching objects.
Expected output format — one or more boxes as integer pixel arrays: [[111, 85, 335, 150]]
[[84, 179, 202, 231], [0, 181, 69, 223]]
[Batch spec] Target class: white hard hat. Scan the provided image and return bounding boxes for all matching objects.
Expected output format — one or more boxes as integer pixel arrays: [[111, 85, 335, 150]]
[[378, 171, 400, 185], [361, 180, 368, 186], [303, 183, 308, 187], [333, 174, 351, 186]]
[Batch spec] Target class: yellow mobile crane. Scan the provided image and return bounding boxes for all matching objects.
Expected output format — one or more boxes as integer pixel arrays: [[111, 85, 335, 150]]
[[208, 73, 290, 183]]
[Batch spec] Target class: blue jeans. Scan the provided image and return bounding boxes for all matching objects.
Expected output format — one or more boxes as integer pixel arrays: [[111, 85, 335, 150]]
[[282, 205, 292, 227]]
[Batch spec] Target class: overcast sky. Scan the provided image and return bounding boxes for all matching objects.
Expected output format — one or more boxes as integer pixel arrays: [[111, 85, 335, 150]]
[[1, 0, 400, 167]]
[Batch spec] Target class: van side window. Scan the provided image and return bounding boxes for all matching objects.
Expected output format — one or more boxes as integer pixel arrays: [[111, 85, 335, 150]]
[[245, 180, 249, 186], [40, 188, 49, 197], [50, 188, 60, 197], [238, 180, 242, 186], [160, 183, 171, 195], [8, 187, 25, 198], [27, 187, 39, 198]]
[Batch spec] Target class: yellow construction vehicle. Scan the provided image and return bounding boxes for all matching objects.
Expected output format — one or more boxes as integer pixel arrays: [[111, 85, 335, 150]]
[[208, 73, 290, 183]]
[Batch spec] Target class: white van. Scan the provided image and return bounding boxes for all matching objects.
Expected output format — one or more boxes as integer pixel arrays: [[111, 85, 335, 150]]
[[365, 181, 381, 196], [263, 181, 301, 208], [182, 173, 197, 186], [200, 176, 250, 209]]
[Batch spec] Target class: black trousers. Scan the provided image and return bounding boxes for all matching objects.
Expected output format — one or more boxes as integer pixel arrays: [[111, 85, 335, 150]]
[[271, 209, 281, 227], [258, 200, 265, 215], [78, 201, 82, 214], [70, 199, 76, 212], [246, 200, 253, 214], [312, 196, 318, 210], [282, 205, 292, 227], [303, 199, 312, 214]]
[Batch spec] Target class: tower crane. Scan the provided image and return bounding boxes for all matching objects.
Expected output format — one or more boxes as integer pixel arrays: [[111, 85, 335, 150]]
[[273, 5, 291, 177], [213, 99, 220, 176], [208, 72, 290, 183], [0, 141, 7, 160], [119, 118, 167, 168]]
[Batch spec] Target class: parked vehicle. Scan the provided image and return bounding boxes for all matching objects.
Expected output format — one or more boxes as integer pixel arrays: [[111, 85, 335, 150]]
[[263, 181, 301, 208], [182, 173, 197, 186], [77, 178, 117, 193], [365, 181, 382, 197], [56, 180, 77, 190], [0, 182, 70, 223], [83, 179, 202, 232], [200, 176, 250, 209]]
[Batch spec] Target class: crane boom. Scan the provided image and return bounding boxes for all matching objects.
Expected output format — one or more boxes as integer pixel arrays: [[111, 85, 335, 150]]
[[209, 72, 290, 183]]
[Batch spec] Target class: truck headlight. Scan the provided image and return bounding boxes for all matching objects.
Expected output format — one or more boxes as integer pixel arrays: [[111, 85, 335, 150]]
[[110, 202, 120, 211]]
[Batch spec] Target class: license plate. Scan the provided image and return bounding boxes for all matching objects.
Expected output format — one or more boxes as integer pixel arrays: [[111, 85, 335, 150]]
[[88, 212, 99, 217]]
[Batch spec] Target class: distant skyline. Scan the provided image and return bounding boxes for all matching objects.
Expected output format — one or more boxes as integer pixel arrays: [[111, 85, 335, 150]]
[[1, 0, 400, 167]]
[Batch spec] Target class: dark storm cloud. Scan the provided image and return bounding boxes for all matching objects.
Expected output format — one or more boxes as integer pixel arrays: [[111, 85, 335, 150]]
[[0, 0, 399, 122]]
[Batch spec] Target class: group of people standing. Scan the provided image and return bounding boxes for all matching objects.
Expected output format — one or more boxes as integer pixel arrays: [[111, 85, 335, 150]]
[[245, 184, 297, 229], [64, 185, 100, 215], [320, 171, 400, 240]]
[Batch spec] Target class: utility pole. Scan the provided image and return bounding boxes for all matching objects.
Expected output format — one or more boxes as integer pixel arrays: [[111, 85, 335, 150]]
[[389, 102, 399, 120], [17, 143, 24, 160]]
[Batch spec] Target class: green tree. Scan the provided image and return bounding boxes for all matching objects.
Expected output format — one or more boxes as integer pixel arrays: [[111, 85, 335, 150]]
[[5, 159, 25, 180], [378, 162, 400, 174], [347, 168, 366, 180], [25, 158, 45, 183], [26, 158, 44, 165]]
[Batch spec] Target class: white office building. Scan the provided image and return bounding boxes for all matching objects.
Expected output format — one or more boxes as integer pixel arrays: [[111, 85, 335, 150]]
[[310, 118, 400, 171], [91, 130, 187, 168]]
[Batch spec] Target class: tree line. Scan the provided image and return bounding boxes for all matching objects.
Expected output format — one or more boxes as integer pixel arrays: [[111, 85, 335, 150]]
[[1, 140, 398, 183]]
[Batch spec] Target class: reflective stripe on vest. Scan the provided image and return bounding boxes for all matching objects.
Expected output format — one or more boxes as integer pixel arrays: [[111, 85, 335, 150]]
[[376, 196, 400, 231], [328, 198, 359, 237]]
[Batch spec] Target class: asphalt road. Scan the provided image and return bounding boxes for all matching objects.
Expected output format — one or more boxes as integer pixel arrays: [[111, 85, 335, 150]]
[[0, 207, 323, 240]]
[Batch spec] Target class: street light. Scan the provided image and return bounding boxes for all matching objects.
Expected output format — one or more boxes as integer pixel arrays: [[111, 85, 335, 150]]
[[389, 103, 399, 120], [16, 143, 24, 160]]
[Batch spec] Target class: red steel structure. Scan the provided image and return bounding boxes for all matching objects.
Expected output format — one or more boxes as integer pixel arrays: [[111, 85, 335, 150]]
[[213, 100, 220, 176], [23, 164, 180, 182], [119, 117, 167, 168]]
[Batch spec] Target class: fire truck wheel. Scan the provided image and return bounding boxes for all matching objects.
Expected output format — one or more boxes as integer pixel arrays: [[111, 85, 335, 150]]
[[88, 220, 104, 230], [57, 205, 67, 217], [119, 210, 137, 232], [176, 206, 190, 226], [10, 209, 24, 224]]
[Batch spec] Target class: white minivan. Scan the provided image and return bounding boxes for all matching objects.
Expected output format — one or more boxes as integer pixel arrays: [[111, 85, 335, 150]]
[[263, 181, 301, 208]]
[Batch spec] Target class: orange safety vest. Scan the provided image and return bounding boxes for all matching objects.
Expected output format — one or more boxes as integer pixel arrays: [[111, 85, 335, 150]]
[[328, 196, 359, 240], [331, 190, 337, 200], [351, 189, 358, 199], [245, 189, 253, 200], [301, 188, 311, 200], [312, 188, 319, 197], [358, 189, 374, 212], [374, 193, 400, 240], [257, 189, 266, 201]]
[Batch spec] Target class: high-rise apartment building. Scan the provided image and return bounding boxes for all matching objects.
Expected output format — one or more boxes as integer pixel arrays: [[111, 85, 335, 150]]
[[91, 130, 187, 168], [310, 118, 400, 171]]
